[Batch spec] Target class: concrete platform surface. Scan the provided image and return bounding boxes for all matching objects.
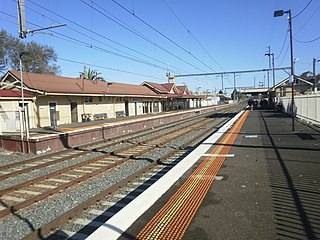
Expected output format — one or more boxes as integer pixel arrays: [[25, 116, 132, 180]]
[[120, 110, 320, 240]]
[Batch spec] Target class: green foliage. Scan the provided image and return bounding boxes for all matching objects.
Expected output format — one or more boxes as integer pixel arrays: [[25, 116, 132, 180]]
[[300, 71, 320, 85], [79, 67, 104, 81], [300, 71, 313, 80], [0, 29, 60, 75]]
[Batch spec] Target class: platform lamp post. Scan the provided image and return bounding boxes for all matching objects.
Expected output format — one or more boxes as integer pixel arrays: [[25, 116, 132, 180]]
[[274, 9, 295, 132]]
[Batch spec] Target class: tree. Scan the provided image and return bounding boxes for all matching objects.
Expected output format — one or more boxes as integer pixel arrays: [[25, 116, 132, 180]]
[[300, 71, 313, 81], [79, 67, 104, 81], [0, 29, 60, 75]]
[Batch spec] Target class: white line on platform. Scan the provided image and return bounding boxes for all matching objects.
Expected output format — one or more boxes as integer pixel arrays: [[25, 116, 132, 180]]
[[86, 110, 245, 240], [244, 135, 258, 138], [202, 153, 235, 157]]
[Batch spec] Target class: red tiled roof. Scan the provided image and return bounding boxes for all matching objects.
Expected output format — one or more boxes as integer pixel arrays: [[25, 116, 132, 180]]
[[165, 93, 203, 99], [176, 86, 188, 94], [142, 82, 168, 93], [7, 71, 162, 97], [142, 82, 178, 94], [142, 81, 199, 98], [161, 83, 175, 92], [0, 89, 33, 98]]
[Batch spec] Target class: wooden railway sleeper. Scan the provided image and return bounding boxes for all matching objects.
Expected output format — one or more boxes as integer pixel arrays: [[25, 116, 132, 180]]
[[0, 155, 132, 219]]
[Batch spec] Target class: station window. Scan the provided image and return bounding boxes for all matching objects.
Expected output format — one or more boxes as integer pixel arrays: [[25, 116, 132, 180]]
[[85, 96, 93, 103]]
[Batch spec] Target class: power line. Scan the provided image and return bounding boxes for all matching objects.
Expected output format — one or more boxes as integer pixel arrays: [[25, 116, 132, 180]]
[[0, 10, 171, 72], [80, 0, 206, 73], [15, 0, 187, 74], [293, 0, 313, 18], [161, 0, 224, 71], [275, 24, 289, 60], [57, 57, 163, 80], [0, 11, 165, 80], [296, 3, 320, 33], [108, 0, 215, 72], [278, 45, 289, 67], [294, 35, 320, 43]]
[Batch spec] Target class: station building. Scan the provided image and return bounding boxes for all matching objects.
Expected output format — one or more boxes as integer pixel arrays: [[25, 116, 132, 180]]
[[0, 70, 203, 132]]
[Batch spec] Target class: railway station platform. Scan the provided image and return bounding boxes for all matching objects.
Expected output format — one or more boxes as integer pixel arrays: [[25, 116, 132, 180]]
[[0, 105, 230, 154], [86, 109, 320, 240]]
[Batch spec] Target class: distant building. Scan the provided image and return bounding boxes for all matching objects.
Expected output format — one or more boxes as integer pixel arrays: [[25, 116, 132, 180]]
[[141, 81, 202, 110], [272, 76, 314, 98]]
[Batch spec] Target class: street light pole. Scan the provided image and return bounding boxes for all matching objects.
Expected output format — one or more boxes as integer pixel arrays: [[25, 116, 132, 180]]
[[274, 9, 295, 132], [288, 9, 295, 132]]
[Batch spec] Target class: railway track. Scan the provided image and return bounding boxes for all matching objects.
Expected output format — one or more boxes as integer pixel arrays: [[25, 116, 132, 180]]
[[0, 107, 226, 181], [0, 104, 245, 240]]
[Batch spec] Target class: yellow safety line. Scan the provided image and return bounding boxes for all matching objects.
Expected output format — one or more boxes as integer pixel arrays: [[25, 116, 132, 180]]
[[136, 110, 248, 239]]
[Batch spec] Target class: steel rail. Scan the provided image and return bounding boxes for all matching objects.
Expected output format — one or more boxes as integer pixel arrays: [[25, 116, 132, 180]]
[[23, 107, 243, 240], [0, 113, 225, 218]]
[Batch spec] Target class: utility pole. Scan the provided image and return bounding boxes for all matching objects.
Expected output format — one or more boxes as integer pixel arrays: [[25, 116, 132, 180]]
[[16, 0, 66, 153], [288, 9, 295, 132], [271, 53, 275, 88], [17, 0, 26, 38], [274, 9, 295, 131], [271, 53, 276, 111], [266, 46, 271, 89]]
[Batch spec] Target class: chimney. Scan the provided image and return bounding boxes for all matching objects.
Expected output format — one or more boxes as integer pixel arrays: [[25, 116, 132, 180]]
[[168, 75, 175, 84]]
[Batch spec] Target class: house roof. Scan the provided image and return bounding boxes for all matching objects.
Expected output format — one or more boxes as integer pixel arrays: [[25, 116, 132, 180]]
[[272, 76, 313, 90], [176, 85, 188, 94], [4, 71, 163, 98], [141, 81, 174, 94], [240, 88, 269, 94], [0, 89, 33, 98], [142, 81, 196, 98]]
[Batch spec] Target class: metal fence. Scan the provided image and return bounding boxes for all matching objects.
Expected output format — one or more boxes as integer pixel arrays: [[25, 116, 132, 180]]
[[280, 93, 320, 124]]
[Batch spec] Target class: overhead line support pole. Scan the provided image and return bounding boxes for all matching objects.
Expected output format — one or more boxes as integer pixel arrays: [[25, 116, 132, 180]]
[[173, 67, 291, 78]]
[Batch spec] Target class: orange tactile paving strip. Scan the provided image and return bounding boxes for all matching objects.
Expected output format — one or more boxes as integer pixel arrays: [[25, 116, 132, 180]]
[[136, 110, 249, 240]]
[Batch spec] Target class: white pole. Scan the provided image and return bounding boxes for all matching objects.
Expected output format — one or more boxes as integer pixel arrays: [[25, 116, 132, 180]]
[[19, 56, 28, 152]]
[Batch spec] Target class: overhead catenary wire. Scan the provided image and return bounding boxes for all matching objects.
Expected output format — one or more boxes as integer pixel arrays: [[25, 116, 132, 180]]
[[161, 0, 224, 71], [108, 0, 215, 72], [80, 0, 206, 73], [13, 0, 188, 75], [0, 11, 164, 81], [57, 57, 164, 80], [0, 11, 172, 73]]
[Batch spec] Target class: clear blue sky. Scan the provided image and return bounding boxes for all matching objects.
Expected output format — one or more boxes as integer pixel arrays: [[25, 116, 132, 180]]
[[1, 0, 319, 93]]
